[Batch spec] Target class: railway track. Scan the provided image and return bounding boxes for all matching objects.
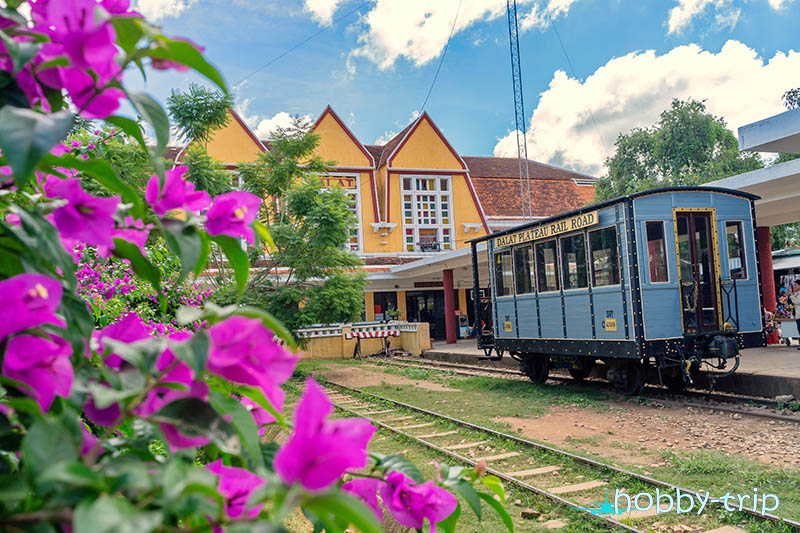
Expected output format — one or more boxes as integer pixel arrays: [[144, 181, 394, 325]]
[[313, 378, 800, 533], [378, 357, 800, 424]]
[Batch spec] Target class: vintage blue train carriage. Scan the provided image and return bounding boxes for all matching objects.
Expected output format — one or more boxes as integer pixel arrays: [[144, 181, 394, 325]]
[[469, 187, 765, 395]]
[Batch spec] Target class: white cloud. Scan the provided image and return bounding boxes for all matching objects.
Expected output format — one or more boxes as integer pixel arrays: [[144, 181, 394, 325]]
[[134, 0, 197, 21], [768, 0, 794, 8], [304, 0, 342, 25], [236, 99, 312, 139], [493, 40, 800, 176], [374, 110, 420, 144], [666, 0, 790, 34], [331, 0, 577, 70]]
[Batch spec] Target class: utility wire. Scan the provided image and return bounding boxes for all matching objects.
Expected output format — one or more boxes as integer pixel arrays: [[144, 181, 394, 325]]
[[232, 1, 372, 87], [547, 15, 610, 157], [420, 0, 463, 112]]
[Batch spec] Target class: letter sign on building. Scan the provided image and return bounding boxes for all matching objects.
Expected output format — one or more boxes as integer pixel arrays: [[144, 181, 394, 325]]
[[493, 211, 599, 249]]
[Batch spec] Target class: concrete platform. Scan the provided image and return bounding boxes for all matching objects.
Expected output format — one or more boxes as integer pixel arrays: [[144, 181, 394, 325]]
[[421, 340, 800, 399]]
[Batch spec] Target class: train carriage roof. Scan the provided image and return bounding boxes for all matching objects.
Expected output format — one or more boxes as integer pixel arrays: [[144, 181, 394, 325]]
[[469, 186, 761, 245]]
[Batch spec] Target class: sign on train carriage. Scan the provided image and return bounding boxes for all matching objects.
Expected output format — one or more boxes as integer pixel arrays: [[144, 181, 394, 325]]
[[493, 211, 599, 248]]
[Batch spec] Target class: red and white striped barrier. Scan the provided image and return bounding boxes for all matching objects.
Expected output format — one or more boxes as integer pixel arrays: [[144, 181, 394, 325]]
[[345, 329, 400, 339]]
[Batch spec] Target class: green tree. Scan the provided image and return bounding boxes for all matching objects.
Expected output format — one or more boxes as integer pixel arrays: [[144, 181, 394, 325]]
[[180, 144, 231, 197], [215, 117, 366, 330], [167, 82, 232, 145], [593, 98, 763, 201], [783, 87, 800, 109]]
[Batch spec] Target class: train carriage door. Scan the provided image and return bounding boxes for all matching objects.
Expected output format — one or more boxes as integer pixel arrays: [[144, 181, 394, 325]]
[[675, 212, 720, 332]]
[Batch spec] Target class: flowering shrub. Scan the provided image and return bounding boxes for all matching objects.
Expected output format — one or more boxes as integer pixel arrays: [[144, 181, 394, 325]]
[[0, 1, 513, 532]]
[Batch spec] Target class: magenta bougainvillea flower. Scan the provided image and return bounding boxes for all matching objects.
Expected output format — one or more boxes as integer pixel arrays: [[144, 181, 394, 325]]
[[241, 392, 284, 435], [207, 316, 297, 400], [274, 378, 376, 491], [63, 68, 126, 119], [206, 459, 267, 519], [342, 478, 384, 521], [95, 312, 151, 369], [80, 423, 99, 457], [137, 380, 212, 451], [204, 191, 262, 245], [0, 273, 64, 341], [2, 334, 73, 412], [156, 331, 194, 385], [380, 471, 458, 532], [83, 392, 122, 427], [48, 178, 119, 249], [145, 166, 210, 216], [97, 217, 153, 258]]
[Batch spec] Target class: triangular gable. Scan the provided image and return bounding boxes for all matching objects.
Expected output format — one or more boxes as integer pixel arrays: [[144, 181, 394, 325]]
[[310, 106, 375, 168], [205, 108, 266, 164], [386, 112, 467, 170]]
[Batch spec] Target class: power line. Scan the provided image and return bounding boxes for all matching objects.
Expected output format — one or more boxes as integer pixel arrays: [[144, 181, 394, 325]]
[[420, 0, 463, 112], [232, 1, 372, 87], [547, 15, 610, 157]]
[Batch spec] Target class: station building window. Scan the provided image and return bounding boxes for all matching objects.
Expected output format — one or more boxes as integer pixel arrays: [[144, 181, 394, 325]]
[[725, 221, 747, 279], [321, 174, 361, 253], [560, 233, 587, 289], [402, 176, 453, 252], [646, 221, 669, 283], [535, 240, 559, 292], [513, 245, 535, 294], [494, 251, 513, 297], [589, 226, 619, 286]]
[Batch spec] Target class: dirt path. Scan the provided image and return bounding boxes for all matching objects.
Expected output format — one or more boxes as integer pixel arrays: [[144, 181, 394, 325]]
[[497, 402, 800, 468], [315, 366, 459, 392]]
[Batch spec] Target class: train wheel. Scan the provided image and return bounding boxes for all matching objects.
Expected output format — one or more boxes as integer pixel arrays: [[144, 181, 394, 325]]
[[522, 355, 550, 383], [609, 360, 645, 396], [568, 359, 595, 382]]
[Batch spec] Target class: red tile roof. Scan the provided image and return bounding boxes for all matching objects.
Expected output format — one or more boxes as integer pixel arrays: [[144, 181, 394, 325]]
[[472, 176, 596, 217], [463, 156, 595, 181]]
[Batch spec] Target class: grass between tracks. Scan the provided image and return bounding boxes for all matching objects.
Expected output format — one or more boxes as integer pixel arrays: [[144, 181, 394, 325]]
[[295, 358, 800, 528]]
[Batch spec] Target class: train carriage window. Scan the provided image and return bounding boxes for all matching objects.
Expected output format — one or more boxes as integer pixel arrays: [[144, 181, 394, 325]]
[[589, 227, 619, 286], [725, 221, 747, 279], [535, 240, 560, 292], [560, 233, 588, 289], [646, 221, 669, 283], [494, 251, 513, 297], [513, 245, 535, 294]]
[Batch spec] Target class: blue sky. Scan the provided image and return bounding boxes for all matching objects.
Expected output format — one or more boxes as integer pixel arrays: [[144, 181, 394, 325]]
[[128, 0, 800, 176]]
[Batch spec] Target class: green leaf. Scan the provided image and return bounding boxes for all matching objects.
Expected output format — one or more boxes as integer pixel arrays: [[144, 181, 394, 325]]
[[254, 220, 274, 249], [195, 230, 211, 278], [447, 479, 481, 520], [0, 474, 30, 507], [231, 384, 288, 430], [0, 8, 27, 26], [21, 418, 78, 477], [152, 398, 240, 454], [480, 475, 506, 504], [175, 305, 204, 326], [304, 492, 382, 533], [210, 234, 249, 297], [436, 501, 461, 533], [112, 237, 163, 302], [477, 492, 513, 532], [73, 494, 163, 533], [229, 306, 297, 350], [168, 330, 209, 375], [146, 38, 227, 92], [0, 107, 73, 186], [161, 218, 204, 280], [371, 453, 424, 484], [88, 378, 143, 410], [208, 391, 265, 472], [10, 208, 77, 288], [0, 30, 40, 73], [40, 154, 145, 218], [111, 16, 144, 54], [105, 115, 147, 150], [0, 70, 30, 108], [40, 461, 108, 491], [127, 91, 169, 157]]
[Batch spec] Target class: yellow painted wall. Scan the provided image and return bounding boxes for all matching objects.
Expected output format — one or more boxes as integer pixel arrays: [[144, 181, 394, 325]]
[[391, 117, 462, 170], [364, 292, 375, 321], [311, 112, 371, 168], [452, 175, 488, 249], [206, 111, 264, 163], [397, 290, 407, 321]]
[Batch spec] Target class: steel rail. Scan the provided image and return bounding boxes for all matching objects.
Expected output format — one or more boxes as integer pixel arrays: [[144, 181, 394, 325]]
[[381, 358, 800, 423], [323, 379, 800, 530], [321, 390, 641, 532]]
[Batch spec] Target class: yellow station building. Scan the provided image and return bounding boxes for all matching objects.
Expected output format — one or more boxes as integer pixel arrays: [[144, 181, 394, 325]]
[[180, 106, 596, 342]]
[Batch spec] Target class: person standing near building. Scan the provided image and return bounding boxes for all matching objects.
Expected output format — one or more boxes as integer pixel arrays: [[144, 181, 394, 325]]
[[790, 281, 800, 350]]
